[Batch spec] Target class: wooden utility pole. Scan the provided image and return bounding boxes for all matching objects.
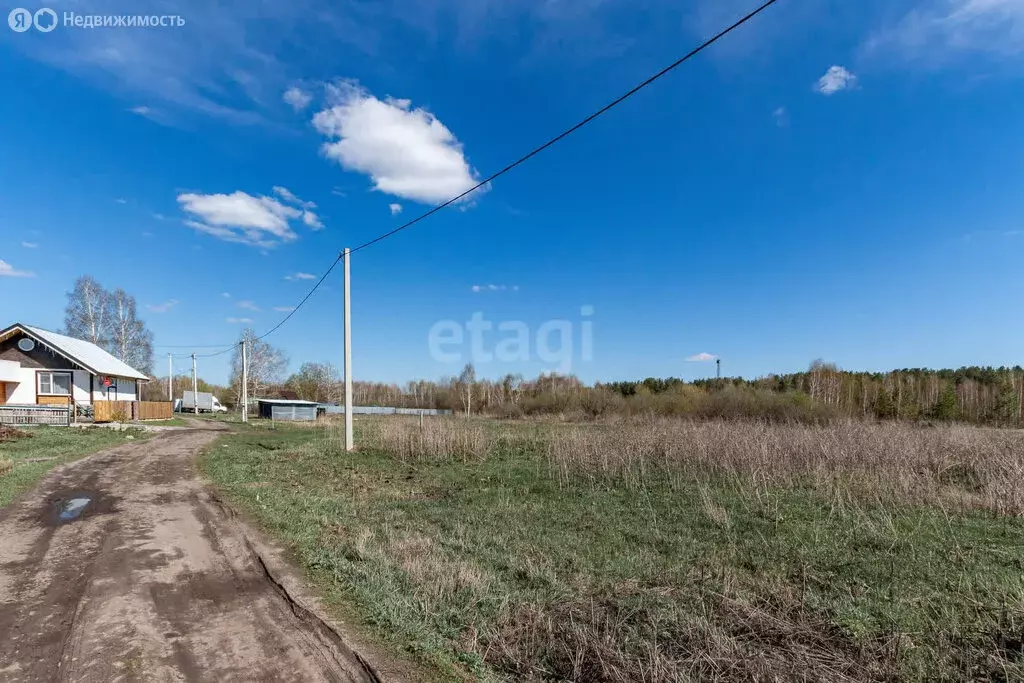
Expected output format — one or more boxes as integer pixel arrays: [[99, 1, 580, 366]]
[[241, 340, 248, 423], [191, 353, 198, 415], [168, 353, 173, 402], [343, 248, 354, 451]]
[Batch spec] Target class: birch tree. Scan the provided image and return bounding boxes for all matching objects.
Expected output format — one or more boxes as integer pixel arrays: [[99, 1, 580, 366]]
[[107, 288, 154, 374], [230, 328, 288, 404], [64, 276, 110, 347]]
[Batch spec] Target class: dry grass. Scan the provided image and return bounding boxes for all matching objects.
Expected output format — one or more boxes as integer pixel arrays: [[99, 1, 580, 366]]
[[213, 418, 1024, 681], [360, 417, 1024, 515]]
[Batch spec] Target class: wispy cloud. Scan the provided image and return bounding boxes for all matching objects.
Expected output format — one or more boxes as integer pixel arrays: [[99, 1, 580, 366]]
[[237, 300, 260, 312], [772, 106, 788, 127], [816, 66, 857, 95], [0, 260, 34, 278], [146, 299, 179, 313], [285, 272, 317, 280], [21, 241, 38, 249], [177, 189, 324, 248], [226, 317, 253, 324], [312, 81, 482, 204], [283, 86, 312, 111], [866, 0, 1024, 63], [115, 198, 128, 204], [273, 306, 296, 312], [471, 284, 519, 292], [389, 203, 403, 215], [222, 292, 232, 298], [130, 105, 152, 116], [686, 352, 719, 362], [272, 186, 317, 209]]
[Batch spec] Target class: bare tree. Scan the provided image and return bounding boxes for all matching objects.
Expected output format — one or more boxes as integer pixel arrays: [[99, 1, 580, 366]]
[[64, 275, 110, 347], [107, 288, 154, 374], [286, 362, 339, 403], [458, 363, 476, 415], [230, 328, 288, 404]]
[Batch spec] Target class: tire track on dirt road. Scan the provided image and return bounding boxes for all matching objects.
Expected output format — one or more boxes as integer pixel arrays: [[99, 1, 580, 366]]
[[0, 423, 386, 682]]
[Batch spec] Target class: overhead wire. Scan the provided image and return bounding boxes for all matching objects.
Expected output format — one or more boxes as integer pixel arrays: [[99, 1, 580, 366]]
[[153, 0, 782, 357]]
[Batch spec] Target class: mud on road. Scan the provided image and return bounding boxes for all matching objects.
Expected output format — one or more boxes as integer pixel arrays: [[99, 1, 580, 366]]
[[0, 422, 386, 682]]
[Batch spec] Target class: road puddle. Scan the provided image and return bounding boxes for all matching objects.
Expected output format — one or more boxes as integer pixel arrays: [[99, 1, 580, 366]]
[[56, 496, 92, 522]]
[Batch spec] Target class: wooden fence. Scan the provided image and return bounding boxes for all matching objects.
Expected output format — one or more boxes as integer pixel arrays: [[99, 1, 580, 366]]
[[138, 401, 173, 420], [0, 404, 71, 426], [93, 401, 134, 423], [93, 401, 174, 422]]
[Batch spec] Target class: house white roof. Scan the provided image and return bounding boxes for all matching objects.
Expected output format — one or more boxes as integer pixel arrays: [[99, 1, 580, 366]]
[[13, 324, 150, 381]]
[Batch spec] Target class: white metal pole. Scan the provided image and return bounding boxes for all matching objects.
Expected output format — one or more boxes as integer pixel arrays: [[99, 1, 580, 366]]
[[168, 353, 173, 402], [192, 353, 198, 415], [241, 340, 248, 423], [343, 248, 354, 452]]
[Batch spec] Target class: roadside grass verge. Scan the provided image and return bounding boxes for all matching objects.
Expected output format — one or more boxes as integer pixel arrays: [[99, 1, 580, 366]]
[[0, 426, 147, 507], [136, 417, 189, 427], [200, 417, 1024, 681]]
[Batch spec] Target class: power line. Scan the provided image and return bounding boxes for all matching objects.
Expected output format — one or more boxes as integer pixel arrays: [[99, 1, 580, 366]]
[[347, 0, 781, 256], [154, 0, 781, 355]]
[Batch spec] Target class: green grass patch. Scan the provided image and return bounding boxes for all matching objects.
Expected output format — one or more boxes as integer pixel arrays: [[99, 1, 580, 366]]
[[200, 421, 1024, 681], [0, 426, 148, 507]]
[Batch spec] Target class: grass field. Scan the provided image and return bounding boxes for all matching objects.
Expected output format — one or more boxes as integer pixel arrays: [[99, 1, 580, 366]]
[[0, 426, 147, 507], [200, 417, 1024, 681]]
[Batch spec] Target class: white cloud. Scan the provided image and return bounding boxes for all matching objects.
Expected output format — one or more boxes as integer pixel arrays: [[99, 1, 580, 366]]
[[866, 0, 1024, 61], [285, 272, 317, 280], [146, 299, 179, 313], [21, 241, 38, 249], [816, 66, 857, 95], [389, 203, 403, 215], [0, 260, 34, 277], [237, 300, 260, 311], [272, 185, 316, 209], [152, 213, 167, 221], [273, 306, 296, 312], [302, 210, 325, 230], [130, 105, 151, 116], [772, 107, 788, 127], [115, 198, 128, 204], [312, 81, 482, 204], [222, 292, 232, 298], [686, 352, 719, 362], [226, 317, 253, 324], [283, 86, 312, 111], [177, 189, 323, 248], [471, 284, 517, 292]]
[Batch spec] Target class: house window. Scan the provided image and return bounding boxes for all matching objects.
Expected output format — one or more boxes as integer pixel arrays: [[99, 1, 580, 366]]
[[38, 372, 72, 396]]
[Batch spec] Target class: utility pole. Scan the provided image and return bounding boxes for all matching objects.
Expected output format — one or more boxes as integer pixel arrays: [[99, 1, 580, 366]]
[[168, 353, 173, 402], [241, 340, 248, 423], [343, 248, 353, 452], [192, 353, 198, 415], [716, 358, 721, 380]]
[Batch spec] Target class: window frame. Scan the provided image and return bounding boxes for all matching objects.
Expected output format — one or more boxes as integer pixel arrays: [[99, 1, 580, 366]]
[[37, 371, 73, 397]]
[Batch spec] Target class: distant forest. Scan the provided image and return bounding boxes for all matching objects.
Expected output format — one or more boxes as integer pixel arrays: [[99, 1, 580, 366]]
[[150, 360, 1024, 426], [301, 361, 1024, 425]]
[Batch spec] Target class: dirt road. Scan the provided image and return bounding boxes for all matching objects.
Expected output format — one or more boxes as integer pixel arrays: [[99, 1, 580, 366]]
[[0, 423, 384, 682]]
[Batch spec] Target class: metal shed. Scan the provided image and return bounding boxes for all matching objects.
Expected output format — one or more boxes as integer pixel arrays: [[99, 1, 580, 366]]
[[256, 398, 321, 421]]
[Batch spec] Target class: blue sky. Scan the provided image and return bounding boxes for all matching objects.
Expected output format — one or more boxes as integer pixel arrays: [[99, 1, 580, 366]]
[[1, 0, 1022, 385]]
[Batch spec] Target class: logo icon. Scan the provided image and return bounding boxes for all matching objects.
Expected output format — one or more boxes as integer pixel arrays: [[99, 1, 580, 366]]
[[33, 7, 56, 31], [8, 7, 31, 31]]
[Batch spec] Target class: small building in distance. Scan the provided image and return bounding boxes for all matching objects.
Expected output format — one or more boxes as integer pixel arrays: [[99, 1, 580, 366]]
[[255, 398, 321, 421]]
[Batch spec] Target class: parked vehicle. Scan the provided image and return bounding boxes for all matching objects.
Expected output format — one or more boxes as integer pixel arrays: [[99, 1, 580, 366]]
[[178, 391, 227, 413]]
